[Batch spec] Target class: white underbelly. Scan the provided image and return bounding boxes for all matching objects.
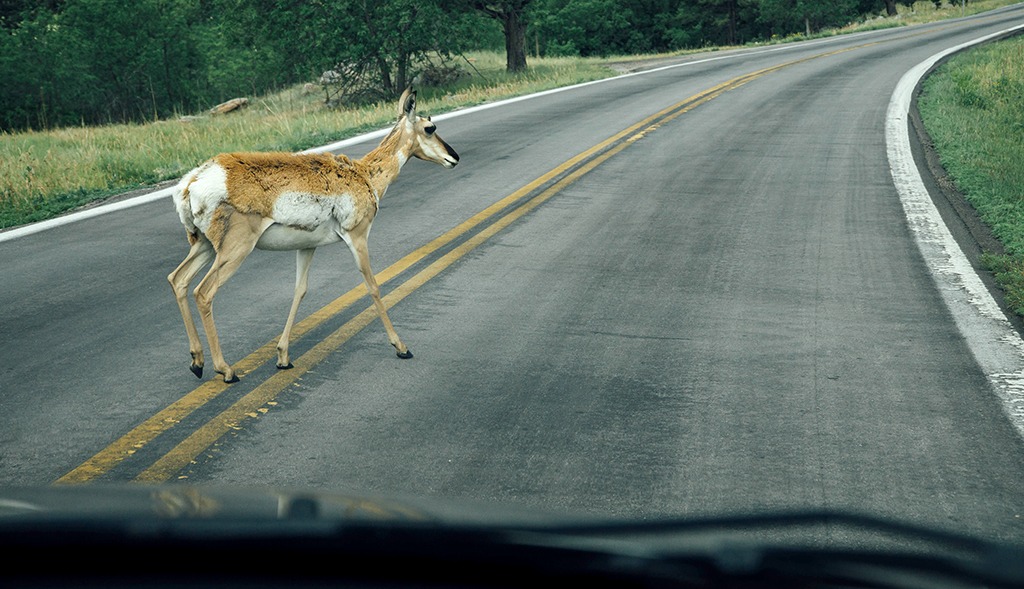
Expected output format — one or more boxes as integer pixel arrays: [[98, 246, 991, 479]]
[[256, 223, 343, 251]]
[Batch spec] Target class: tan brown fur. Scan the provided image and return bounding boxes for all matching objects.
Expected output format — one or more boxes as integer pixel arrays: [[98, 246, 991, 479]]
[[214, 152, 368, 218]]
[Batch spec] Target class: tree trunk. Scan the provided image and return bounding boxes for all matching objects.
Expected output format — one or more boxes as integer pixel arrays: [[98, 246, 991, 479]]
[[502, 9, 527, 73], [470, 0, 531, 73], [376, 55, 393, 96], [397, 52, 408, 93], [883, 0, 898, 16], [726, 0, 737, 45]]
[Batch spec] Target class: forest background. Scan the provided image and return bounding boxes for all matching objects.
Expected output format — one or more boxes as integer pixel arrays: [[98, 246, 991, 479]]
[[1, 0, 944, 133]]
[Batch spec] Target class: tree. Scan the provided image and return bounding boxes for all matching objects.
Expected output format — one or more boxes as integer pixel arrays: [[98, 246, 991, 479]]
[[661, 0, 758, 49], [758, 0, 860, 37], [325, 0, 480, 100], [695, 0, 747, 46], [205, 0, 356, 96], [0, 0, 206, 130], [55, 0, 204, 123], [208, 0, 479, 102], [530, 0, 639, 57], [0, 0, 62, 29], [464, 1, 532, 72]]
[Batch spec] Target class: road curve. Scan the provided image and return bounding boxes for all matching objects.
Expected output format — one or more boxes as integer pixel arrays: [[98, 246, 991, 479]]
[[2, 5, 1024, 541]]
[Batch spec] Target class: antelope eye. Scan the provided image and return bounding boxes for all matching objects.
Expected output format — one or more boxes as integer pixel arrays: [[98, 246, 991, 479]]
[[424, 124, 436, 135]]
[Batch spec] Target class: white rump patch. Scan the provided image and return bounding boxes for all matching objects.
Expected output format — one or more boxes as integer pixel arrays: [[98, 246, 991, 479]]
[[181, 163, 228, 235]]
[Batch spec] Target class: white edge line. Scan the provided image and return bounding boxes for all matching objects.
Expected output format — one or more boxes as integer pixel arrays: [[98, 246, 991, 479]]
[[0, 186, 176, 242], [6, 9, 1024, 433], [0, 26, 897, 244], [886, 22, 1024, 438]]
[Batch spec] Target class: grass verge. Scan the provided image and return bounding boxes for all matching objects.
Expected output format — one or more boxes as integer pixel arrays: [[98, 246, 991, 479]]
[[0, 0, 1020, 230], [0, 52, 616, 230], [917, 33, 1024, 315]]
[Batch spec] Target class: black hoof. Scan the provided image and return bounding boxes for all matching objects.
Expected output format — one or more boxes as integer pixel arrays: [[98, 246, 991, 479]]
[[223, 374, 240, 383], [396, 349, 413, 359], [277, 362, 294, 370], [190, 364, 203, 379]]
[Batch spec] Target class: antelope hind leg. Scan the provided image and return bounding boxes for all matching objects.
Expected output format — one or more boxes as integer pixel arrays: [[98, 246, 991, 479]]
[[193, 213, 269, 382], [168, 236, 215, 378]]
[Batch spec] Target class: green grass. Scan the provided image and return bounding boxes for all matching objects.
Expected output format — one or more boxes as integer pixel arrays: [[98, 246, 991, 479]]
[[1, 0, 1020, 230], [917, 34, 1024, 315], [0, 52, 616, 230]]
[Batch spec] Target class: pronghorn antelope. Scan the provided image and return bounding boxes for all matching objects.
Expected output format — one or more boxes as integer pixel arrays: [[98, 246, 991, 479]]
[[168, 88, 459, 383]]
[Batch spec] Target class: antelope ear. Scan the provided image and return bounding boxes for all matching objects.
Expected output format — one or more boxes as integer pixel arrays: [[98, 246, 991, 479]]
[[399, 87, 416, 119]]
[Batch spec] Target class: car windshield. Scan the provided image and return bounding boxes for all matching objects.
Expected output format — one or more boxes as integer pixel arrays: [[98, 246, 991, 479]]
[[2, 1, 1024, 587]]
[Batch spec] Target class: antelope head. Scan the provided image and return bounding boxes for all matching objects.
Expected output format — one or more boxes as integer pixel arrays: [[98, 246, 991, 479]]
[[399, 87, 459, 169]]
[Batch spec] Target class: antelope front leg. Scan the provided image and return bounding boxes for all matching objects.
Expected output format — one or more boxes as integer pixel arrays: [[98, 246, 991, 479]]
[[276, 248, 315, 369], [347, 233, 412, 359]]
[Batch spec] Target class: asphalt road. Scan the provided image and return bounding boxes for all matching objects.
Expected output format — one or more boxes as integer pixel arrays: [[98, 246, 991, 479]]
[[3, 6, 1024, 541]]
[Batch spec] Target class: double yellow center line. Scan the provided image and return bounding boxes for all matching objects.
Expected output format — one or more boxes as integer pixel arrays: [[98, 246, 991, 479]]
[[57, 44, 864, 485]]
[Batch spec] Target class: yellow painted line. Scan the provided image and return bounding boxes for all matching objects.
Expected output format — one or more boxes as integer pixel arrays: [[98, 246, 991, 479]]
[[136, 134, 642, 482], [135, 57, 830, 482], [59, 41, 872, 484], [56, 76, 736, 485]]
